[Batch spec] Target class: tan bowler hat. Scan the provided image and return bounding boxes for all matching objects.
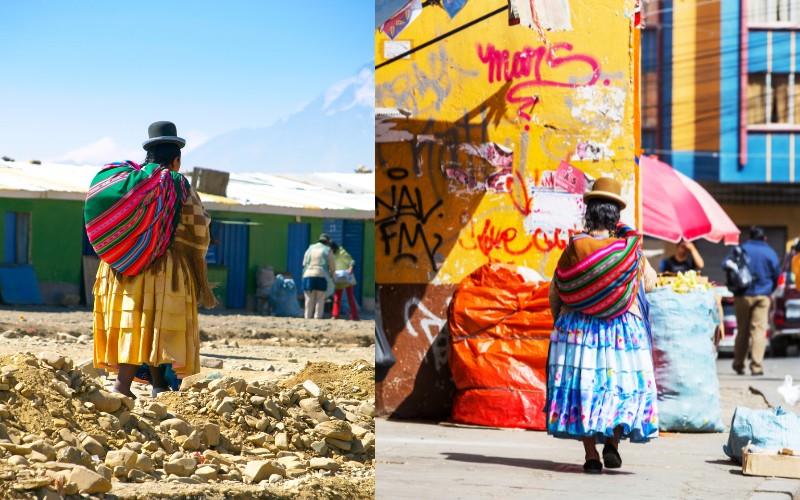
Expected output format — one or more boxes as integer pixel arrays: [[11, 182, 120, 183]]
[[583, 177, 627, 209]]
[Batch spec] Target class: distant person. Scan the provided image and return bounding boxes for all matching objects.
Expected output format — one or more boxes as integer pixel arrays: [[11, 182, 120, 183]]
[[329, 241, 360, 321], [660, 239, 704, 274], [302, 233, 335, 319], [85, 121, 216, 398], [547, 177, 659, 474], [791, 240, 800, 291], [722, 226, 780, 376]]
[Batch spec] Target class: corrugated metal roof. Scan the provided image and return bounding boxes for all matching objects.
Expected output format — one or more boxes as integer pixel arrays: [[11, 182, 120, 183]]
[[0, 160, 374, 219]]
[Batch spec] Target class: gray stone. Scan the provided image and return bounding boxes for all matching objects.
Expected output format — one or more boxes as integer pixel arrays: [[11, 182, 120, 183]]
[[200, 356, 224, 369], [208, 376, 247, 394], [325, 437, 352, 451], [263, 399, 282, 420], [275, 432, 289, 450], [310, 441, 329, 455], [309, 457, 339, 471], [146, 402, 168, 420], [176, 433, 200, 451], [68, 466, 112, 494], [134, 453, 154, 473], [194, 465, 218, 480], [8, 456, 28, 467], [243, 460, 285, 483], [358, 402, 375, 417], [302, 380, 324, 398], [86, 390, 121, 413], [80, 436, 105, 458], [350, 424, 370, 439], [246, 384, 271, 397], [38, 351, 66, 370], [161, 418, 192, 436], [216, 401, 234, 415], [198, 423, 220, 447], [28, 440, 56, 461], [57, 446, 91, 467], [127, 468, 152, 482], [95, 464, 113, 480], [163, 457, 197, 477], [314, 420, 353, 441], [299, 397, 330, 422]]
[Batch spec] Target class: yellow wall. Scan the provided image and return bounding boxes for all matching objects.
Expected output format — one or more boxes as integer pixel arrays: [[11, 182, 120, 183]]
[[376, 0, 639, 283]]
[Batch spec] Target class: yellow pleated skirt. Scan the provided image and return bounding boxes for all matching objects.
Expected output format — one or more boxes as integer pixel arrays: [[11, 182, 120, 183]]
[[92, 254, 200, 379]]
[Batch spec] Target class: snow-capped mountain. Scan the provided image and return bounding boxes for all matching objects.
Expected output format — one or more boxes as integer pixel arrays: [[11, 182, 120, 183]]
[[188, 65, 374, 173]]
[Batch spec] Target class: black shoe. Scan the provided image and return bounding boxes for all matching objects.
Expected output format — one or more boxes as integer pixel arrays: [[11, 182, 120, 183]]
[[602, 444, 622, 469], [733, 366, 745, 375], [583, 458, 603, 474], [751, 370, 764, 376]]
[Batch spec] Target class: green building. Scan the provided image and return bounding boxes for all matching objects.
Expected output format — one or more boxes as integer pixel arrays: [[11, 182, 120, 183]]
[[0, 161, 374, 312]]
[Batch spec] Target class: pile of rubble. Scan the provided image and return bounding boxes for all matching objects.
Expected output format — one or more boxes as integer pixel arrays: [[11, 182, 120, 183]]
[[0, 352, 375, 498]]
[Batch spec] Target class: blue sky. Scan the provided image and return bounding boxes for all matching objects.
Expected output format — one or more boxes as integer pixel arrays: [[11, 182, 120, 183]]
[[0, 1, 373, 166]]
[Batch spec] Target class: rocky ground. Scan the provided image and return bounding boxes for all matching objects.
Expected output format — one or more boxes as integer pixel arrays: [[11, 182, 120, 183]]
[[0, 306, 375, 499]]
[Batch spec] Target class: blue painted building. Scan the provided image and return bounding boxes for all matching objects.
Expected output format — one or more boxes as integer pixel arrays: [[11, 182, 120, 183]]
[[642, 0, 800, 271]]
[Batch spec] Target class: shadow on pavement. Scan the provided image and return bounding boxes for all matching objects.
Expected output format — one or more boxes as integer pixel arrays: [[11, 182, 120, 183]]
[[442, 452, 634, 475]]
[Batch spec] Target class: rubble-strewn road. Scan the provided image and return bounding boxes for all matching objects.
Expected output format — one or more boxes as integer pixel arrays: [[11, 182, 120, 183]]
[[0, 306, 376, 499]]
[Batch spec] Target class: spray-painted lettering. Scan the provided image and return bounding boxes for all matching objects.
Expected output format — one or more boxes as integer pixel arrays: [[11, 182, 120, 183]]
[[376, 172, 445, 270], [476, 42, 601, 122]]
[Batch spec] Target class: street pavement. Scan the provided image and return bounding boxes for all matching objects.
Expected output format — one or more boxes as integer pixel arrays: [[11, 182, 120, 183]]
[[376, 357, 800, 500]]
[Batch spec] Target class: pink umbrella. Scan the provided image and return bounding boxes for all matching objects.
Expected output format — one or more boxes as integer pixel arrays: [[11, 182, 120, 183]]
[[640, 155, 740, 245]]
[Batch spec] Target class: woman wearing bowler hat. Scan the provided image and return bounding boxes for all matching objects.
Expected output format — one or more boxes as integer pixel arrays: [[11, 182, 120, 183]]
[[545, 177, 659, 473], [84, 121, 217, 398]]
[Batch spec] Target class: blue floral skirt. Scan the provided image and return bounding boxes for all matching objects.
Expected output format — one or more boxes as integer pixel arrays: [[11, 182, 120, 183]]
[[545, 310, 659, 443]]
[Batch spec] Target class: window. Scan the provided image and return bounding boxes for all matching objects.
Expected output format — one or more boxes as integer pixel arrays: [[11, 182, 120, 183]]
[[4, 212, 31, 264], [748, 0, 800, 25], [747, 72, 800, 125], [641, 27, 660, 152]]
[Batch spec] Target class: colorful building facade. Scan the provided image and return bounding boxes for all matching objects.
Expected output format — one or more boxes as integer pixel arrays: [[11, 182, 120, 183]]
[[376, 0, 641, 418], [643, 0, 800, 269]]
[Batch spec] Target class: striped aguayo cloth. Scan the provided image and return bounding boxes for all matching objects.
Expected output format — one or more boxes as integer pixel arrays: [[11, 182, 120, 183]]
[[84, 161, 189, 276], [554, 224, 642, 319]]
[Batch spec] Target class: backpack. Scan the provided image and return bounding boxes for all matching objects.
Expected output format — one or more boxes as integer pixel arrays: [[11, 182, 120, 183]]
[[725, 246, 753, 295]]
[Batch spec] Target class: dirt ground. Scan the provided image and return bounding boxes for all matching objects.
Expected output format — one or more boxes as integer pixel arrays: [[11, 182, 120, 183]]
[[0, 305, 376, 499]]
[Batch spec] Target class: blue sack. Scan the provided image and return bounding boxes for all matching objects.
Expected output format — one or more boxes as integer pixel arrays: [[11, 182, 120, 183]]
[[724, 406, 800, 463], [649, 287, 725, 432], [268, 274, 303, 317]]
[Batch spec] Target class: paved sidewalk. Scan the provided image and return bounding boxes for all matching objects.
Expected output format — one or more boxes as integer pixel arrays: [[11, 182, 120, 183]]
[[377, 358, 800, 500]]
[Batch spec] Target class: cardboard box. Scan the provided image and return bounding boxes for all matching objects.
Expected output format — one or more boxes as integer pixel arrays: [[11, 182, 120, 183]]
[[742, 447, 800, 479]]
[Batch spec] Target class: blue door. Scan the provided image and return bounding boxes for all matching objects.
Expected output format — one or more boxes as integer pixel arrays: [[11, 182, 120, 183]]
[[287, 223, 310, 288], [4, 212, 31, 264], [213, 220, 249, 309], [323, 219, 365, 302]]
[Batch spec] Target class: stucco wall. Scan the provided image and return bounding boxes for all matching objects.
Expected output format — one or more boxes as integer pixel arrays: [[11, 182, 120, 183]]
[[375, 0, 640, 418]]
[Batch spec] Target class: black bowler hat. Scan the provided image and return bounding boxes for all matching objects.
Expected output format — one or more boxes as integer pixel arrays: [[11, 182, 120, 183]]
[[142, 121, 186, 151]]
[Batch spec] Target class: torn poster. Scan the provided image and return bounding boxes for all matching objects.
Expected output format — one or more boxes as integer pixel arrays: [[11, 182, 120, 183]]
[[380, 0, 422, 40], [509, 0, 573, 32], [460, 142, 514, 192], [524, 190, 585, 235], [554, 161, 586, 194]]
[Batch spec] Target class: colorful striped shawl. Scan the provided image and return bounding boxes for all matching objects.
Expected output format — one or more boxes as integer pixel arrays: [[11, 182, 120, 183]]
[[84, 161, 189, 276], [554, 224, 642, 319]]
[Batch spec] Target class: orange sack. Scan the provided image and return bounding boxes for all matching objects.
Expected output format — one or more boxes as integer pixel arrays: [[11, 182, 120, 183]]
[[448, 263, 554, 430]]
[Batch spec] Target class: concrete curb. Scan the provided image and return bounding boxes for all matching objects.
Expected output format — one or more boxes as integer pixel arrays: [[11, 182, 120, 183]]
[[752, 478, 800, 499]]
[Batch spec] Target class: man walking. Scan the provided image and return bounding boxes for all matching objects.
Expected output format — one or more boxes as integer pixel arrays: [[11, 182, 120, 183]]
[[723, 226, 780, 376]]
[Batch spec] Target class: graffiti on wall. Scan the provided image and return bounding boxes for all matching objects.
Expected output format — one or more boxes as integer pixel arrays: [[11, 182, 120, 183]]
[[376, 166, 445, 272], [403, 295, 450, 372], [376, 1, 635, 283]]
